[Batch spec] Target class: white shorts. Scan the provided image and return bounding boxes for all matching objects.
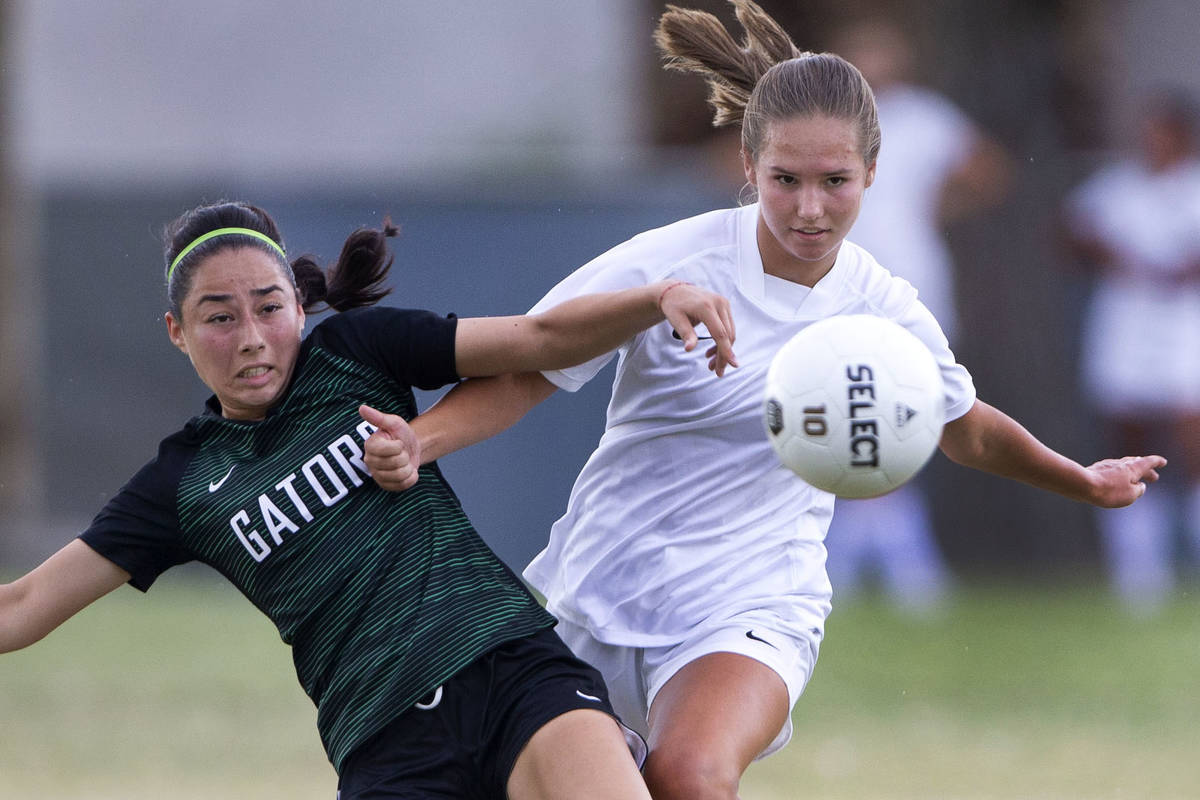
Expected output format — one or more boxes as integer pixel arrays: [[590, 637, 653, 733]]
[[554, 606, 824, 760]]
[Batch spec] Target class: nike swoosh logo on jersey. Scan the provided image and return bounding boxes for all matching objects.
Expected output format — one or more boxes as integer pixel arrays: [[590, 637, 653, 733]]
[[745, 630, 779, 650], [575, 689, 603, 703], [208, 466, 235, 492], [671, 329, 714, 341]]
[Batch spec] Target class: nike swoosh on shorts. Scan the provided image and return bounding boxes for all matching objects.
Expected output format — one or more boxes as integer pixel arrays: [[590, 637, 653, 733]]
[[745, 630, 780, 650]]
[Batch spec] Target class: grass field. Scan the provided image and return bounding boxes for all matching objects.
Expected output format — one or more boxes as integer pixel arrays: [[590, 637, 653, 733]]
[[1, 573, 1198, 799]]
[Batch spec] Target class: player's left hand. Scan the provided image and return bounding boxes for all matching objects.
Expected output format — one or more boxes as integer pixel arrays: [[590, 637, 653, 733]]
[[359, 404, 421, 491], [1085, 454, 1167, 507]]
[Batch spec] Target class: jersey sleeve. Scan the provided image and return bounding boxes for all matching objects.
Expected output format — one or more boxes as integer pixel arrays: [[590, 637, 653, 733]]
[[78, 433, 196, 592], [310, 306, 460, 390], [852, 244, 977, 424], [895, 297, 976, 423]]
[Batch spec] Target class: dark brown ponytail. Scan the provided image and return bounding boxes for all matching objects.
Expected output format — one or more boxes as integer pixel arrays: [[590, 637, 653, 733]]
[[292, 219, 396, 312]]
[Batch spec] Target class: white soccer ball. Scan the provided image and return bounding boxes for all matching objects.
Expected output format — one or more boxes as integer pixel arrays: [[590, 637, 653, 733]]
[[763, 315, 945, 498]]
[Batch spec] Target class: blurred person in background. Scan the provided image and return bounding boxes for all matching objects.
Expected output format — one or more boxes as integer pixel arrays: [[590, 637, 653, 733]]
[[823, 18, 1013, 614], [1063, 89, 1200, 614]]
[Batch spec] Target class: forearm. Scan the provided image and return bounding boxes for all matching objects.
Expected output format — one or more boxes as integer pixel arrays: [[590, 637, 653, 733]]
[[455, 282, 671, 377], [0, 581, 69, 653], [0, 540, 129, 654], [413, 372, 557, 463], [939, 400, 1096, 503], [0, 581, 36, 653], [528, 282, 680, 366], [456, 278, 741, 378]]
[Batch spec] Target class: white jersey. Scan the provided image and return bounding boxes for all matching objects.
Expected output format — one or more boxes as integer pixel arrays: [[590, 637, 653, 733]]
[[1067, 157, 1200, 281], [1065, 157, 1200, 413], [524, 204, 977, 646]]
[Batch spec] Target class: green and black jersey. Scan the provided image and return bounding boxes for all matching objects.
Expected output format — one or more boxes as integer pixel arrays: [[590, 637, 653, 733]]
[[80, 306, 555, 773]]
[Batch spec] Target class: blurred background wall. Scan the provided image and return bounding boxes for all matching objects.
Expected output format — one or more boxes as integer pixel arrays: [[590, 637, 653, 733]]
[[1, 0, 1197, 579]]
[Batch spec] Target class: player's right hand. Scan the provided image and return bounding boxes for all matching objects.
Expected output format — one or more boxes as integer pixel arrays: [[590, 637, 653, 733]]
[[1085, 454, 1167, 507], [658, 281, 738, 376], [359, 404, 421, 491]]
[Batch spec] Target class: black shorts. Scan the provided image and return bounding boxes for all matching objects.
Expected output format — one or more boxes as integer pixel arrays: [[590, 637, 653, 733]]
[[336, 627, 638, 800]]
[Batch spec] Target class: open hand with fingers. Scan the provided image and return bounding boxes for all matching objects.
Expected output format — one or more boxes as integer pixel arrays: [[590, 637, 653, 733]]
[[359, 404, 421, 491], [657, 281, 738, 376], [1085, 454, 1168, 507]]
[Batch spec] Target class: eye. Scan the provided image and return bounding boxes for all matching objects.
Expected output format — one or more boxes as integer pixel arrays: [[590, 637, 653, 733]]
[[775, 174, 797, 186], [206, 312, 233, 324], [261, 302, 284, 315], [827, 175, 847, 187]]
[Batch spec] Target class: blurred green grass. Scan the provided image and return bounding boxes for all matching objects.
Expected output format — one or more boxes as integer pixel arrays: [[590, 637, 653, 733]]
[[2, 573, 1198, 799], [745, 579, 1200, 800]]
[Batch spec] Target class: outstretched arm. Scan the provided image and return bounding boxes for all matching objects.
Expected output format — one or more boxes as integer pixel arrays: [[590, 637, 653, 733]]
[[362, 281, 737, 491], [0, 539, 130, 654], [454, 280, 737, 378], [939, 399, 1166, 507], [360, 372, 557, 491]]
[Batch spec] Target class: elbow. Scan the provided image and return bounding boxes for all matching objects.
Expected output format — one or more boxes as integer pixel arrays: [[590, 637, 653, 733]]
[[0, 586, 18, 654], [0, 619, 51, 656], [938, 419, 988, 468], [937, 401, 992, 468], [512, 317, 570, 373], [0, 630, 37, 655], [939, 436, 983, 468]]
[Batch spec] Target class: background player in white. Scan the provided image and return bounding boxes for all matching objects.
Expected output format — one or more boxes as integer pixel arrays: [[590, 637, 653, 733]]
[[1063, 89, 1200, 614], [0, 200, 737, 800], [365, 3, 1164, 797], [823, 18, 1013, 613]]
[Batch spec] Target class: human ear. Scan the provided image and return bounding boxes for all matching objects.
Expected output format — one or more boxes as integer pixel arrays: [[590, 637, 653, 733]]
[[164, 311, 188, 354], [742, 148, 757, 187], [864, 160, 877, 189]]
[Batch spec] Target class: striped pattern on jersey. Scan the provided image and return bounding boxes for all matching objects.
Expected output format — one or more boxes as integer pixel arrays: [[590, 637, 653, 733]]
[[175, 345, 553, 772]]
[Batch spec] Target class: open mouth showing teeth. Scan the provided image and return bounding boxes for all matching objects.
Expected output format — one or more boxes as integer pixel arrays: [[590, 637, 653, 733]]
[[240, 366, 270, 378]]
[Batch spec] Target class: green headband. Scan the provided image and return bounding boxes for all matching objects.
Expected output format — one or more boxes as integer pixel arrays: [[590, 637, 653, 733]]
[[167, 227, 287, 282]]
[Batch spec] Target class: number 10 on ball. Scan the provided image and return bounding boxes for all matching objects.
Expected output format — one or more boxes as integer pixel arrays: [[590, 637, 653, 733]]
[[763, 315, 945, 498]]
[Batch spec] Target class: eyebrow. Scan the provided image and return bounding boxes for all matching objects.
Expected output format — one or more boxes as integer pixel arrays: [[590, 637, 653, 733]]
[[768, 164, 853, 175], [194, 284, 286, 306]]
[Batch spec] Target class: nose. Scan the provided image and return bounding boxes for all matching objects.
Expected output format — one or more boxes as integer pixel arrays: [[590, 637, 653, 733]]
[[238, 317, 267, 353], [796, 186, 822, 221]]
